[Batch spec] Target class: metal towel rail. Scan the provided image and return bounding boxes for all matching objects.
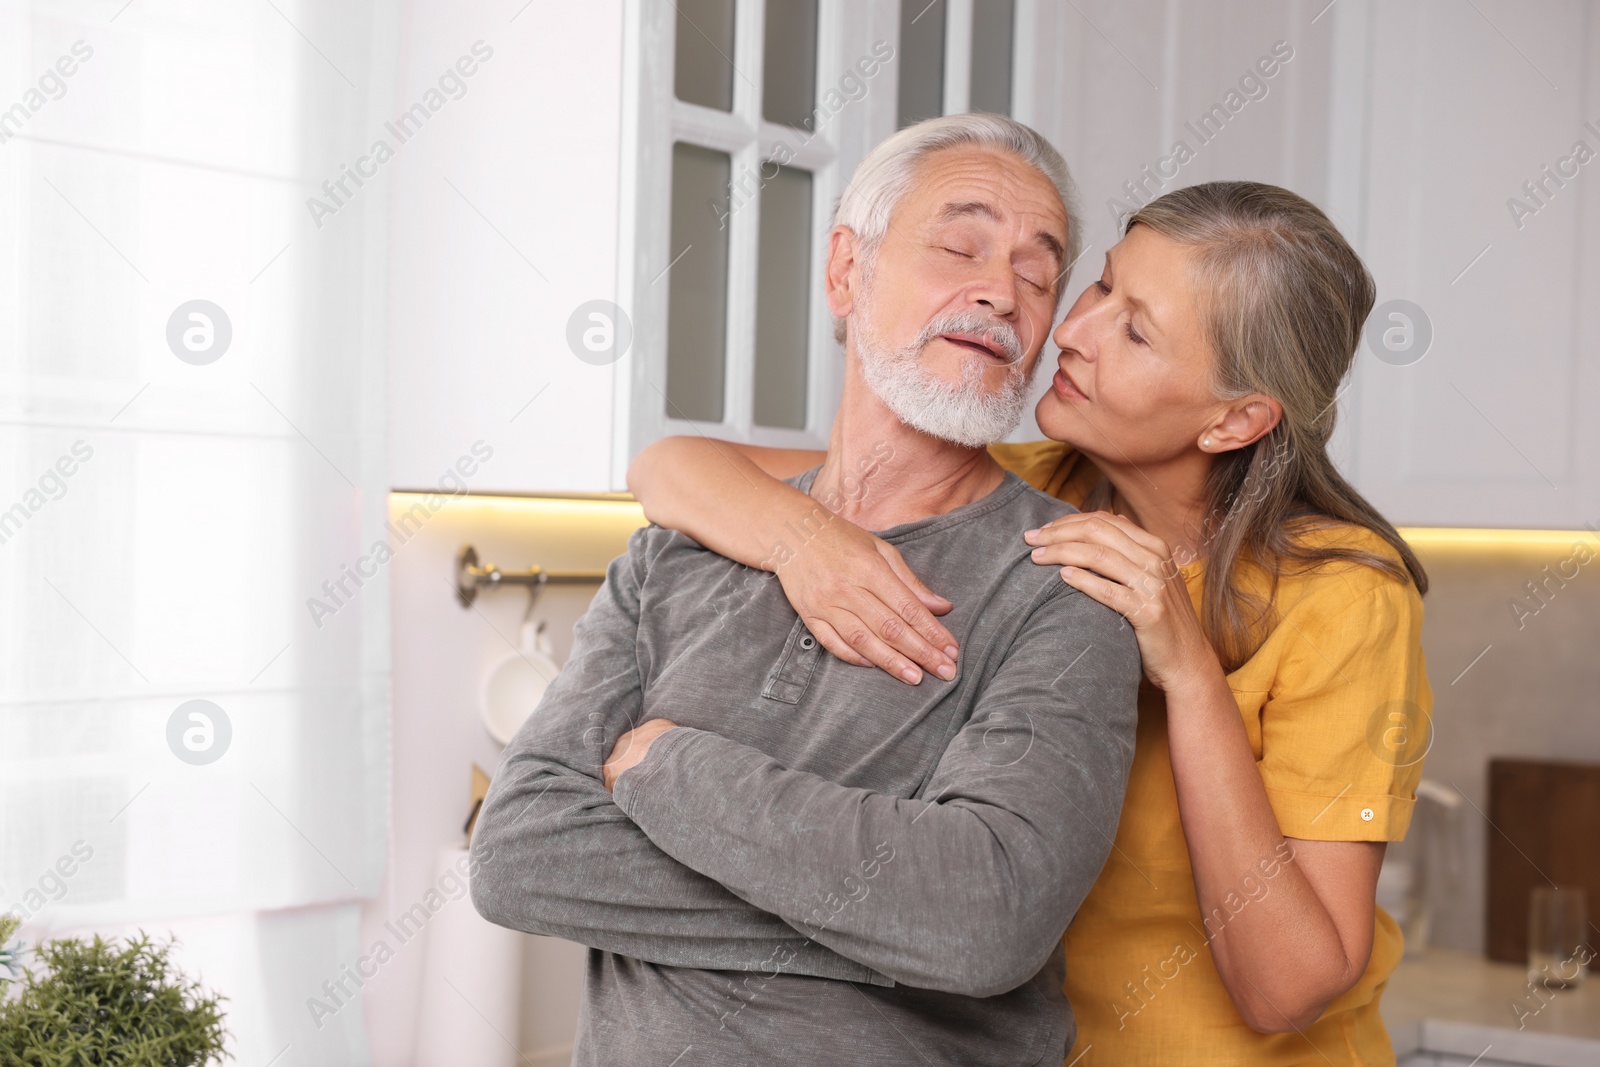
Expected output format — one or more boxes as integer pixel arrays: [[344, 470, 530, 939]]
[[453, 545, 606, 608]]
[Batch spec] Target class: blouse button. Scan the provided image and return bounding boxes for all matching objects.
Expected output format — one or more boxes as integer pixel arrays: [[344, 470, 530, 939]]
[[1360, 807, 1374, 822], [799, 634, 816, 650]]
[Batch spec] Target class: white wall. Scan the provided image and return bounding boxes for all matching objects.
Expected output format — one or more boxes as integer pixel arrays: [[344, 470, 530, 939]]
[[364, 493, 641, 1066], [1397, 540, 1600, 957], [370, 2, 628, 1062]]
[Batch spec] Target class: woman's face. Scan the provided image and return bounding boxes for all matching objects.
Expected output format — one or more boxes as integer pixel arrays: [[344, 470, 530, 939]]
[[1036, 225, 1224, 467]]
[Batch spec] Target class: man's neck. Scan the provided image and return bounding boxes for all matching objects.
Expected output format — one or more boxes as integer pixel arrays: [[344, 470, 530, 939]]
[[811, 360, 1006, 531]]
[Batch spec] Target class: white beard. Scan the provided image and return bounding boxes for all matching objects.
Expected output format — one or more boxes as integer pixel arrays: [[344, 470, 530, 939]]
[[855, 304, 1035, 449]]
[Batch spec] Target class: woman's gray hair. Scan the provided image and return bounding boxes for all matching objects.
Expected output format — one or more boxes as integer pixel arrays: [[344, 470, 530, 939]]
[[1118, 181, 1428, 670], [832, 113, 1084, 324]]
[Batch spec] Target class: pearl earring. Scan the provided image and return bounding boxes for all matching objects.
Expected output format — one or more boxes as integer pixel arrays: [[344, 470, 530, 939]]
[[1202, 437, 1211, 448]]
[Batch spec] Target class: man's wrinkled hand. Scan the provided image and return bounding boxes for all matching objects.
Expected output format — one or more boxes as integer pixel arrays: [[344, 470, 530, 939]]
[[603, 718, 679, 791]]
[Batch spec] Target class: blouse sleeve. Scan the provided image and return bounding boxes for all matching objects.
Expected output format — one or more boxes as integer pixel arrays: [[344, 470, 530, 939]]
[[987, 440, 1101, 505], [1256, 574, 1433, 842]]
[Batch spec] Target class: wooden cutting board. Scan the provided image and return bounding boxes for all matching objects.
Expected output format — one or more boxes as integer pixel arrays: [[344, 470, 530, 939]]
[[1487, 758, 1600, 969]]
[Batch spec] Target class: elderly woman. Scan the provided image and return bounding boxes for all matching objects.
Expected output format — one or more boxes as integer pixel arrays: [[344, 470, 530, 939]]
[[631, 151, 1431, 1063]]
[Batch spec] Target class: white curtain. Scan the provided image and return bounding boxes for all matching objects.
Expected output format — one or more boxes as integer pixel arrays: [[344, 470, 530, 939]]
[[0, 2, 392, 1063]]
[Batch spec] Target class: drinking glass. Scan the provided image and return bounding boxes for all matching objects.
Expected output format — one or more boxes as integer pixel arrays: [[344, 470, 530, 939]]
[[1528, 887, 1588, 990]]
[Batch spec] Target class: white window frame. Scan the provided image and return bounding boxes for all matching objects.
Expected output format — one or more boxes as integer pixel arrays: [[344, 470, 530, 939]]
[[611, 0, 1063, 488], [944, 0, 1060, 127]]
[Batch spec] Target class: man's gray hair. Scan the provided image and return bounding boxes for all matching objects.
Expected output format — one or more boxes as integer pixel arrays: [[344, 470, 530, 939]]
[[832, 113, 1084, 336]]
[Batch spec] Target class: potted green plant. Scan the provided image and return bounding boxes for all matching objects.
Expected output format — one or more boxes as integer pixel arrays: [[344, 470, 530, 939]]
[[0, 914, 230, 1065]]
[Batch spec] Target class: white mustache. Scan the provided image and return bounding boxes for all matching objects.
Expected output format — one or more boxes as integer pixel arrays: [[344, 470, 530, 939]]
[[913, 312, 1025, 365]]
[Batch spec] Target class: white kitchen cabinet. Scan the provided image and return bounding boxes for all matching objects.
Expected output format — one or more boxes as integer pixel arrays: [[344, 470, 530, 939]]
[[385, 2, 627, 495], [392, 1, 1599, 522], [1016, 0, 1340, 447], [611, 0, 1077, 487], [608, 0, 893, 481], [1047, 0, 1599, 530], [1332, 0, 1600, 530]]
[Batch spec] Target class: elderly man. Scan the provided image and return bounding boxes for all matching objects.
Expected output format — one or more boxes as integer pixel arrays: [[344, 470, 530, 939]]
[[471, 114, 1140, 1065]]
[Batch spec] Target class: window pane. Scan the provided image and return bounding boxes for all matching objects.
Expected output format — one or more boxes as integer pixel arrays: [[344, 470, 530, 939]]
[[763, 0, 819, 129], [970, 0, 1015, 115], [897, 0, 946, 128], [754, 166, 813, 429], [675, 0, 737, 111], [666, 143, 731, 423]]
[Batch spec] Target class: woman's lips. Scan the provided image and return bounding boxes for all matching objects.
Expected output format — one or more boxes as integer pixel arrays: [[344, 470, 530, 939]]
[[1053, 368, 1087, 400]]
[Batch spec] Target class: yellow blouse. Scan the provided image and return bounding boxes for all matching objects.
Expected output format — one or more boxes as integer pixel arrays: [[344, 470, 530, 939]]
[[988, 441, 1432, 1067]]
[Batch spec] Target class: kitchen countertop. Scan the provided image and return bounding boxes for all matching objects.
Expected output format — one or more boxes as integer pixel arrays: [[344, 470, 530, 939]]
[[1384, 948, 1600, 1066]]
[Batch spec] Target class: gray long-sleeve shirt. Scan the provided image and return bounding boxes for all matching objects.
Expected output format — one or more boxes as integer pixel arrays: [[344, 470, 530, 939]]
[[471, 468, 1141, 1066]]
